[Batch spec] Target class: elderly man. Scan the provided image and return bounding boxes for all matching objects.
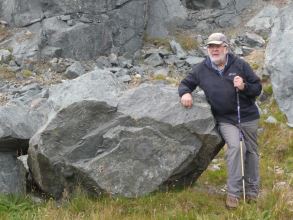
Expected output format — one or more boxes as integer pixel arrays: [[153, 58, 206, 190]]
[[178, 33, 262, 208]]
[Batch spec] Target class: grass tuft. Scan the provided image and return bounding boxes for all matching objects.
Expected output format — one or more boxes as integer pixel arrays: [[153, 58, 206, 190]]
[[175, 33, 198, 51], [143, 35, 171, 50]]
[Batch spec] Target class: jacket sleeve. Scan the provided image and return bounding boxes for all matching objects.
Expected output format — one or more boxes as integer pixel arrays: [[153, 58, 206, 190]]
[[178, 66, 199, 97], [241, 61, 262, 97]]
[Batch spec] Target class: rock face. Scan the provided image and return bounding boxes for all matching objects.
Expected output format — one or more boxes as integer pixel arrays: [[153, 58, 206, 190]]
[[0, 0, 148, 60], [245, 5, 279, 37], [265, 3, 293, 127], [182, 0, 257, 32], [146, 0, 187, 37], [28, 82, 224, 198]]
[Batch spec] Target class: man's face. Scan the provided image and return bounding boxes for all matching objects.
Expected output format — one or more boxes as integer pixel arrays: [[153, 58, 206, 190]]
[[207, 43, 228, 65]]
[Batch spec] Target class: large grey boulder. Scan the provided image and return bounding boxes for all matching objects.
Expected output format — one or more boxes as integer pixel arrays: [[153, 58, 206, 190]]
[[28, 83, 224, 198], [265, 3, 293, 127], [146, 0, 187, 37]]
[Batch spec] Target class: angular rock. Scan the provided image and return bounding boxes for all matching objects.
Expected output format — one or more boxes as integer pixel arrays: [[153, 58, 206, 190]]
[[0, 49, 11, 64], [96, 56, 111, 69], [28, 83, 224, 198], [185, 56, 204, 66], [0, 152, 26, 194], [65, 61, 85, 79], [144, 53, 164, 67], [265, 3, 293, 126], [170, 40, 187, 59], [242, 32, 265, 48], [265, 116, 277, 124]]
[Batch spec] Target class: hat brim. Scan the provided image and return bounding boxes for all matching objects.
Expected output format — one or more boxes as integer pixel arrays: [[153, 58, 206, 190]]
[[207, 40, 224, 45]]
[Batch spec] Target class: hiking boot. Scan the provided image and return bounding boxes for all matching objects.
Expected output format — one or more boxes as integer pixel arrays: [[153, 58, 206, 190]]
[[226, 195, 239, 209], [246, 194, 258, 203]]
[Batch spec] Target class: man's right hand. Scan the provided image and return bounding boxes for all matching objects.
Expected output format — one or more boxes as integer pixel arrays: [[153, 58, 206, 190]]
[[181, 93, 193, 108]]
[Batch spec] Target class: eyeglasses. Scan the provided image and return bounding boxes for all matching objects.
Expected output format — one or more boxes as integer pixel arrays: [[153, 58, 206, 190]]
[[207, 44, 227, 49]]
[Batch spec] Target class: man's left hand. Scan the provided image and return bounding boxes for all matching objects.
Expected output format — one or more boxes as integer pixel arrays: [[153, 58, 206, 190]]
[[234, 76, 245, 90]]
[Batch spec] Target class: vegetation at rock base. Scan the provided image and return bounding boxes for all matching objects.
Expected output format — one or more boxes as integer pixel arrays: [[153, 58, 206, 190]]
[[0, 81, 291, 219], [175, 33, 199, 51], [0, 26, 10, 42], [143, 33, 198, 51], [143, 35, 172, 50]]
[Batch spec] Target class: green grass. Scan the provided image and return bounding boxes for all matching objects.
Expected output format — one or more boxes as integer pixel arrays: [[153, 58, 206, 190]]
[[263, 84, 273, 96], [0, 83, 292, 220], [22, 69, 33, 78]]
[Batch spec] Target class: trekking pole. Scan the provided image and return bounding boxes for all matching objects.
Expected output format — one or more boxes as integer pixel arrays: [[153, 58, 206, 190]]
[[236, 88, 246, 203]]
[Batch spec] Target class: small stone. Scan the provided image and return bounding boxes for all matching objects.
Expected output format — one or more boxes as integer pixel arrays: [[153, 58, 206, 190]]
[[265, 116, 278, 124], [134, 74, 141, 79]]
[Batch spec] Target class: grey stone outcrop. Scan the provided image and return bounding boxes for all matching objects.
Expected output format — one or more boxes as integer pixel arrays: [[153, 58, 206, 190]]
[[246, 5, 279, 37], [0, 0, 149, 61], [146, 0, 187, 37], [182, 0, 260, 32], [265, 3, 293, 127], [28, 83, 224, 198]]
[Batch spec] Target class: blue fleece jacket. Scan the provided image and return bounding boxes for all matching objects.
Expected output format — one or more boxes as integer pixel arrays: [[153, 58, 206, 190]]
[[178, 53, 262, 125]]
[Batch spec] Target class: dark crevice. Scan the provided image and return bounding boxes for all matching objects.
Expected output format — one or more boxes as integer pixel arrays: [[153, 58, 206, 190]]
[[0, 138, 29, 155], [184, 0, 221, 10], [114, 0, 133, 10]]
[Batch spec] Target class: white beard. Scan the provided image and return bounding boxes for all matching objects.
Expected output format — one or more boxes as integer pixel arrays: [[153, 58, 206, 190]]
[[209, 53, 227, 65]]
